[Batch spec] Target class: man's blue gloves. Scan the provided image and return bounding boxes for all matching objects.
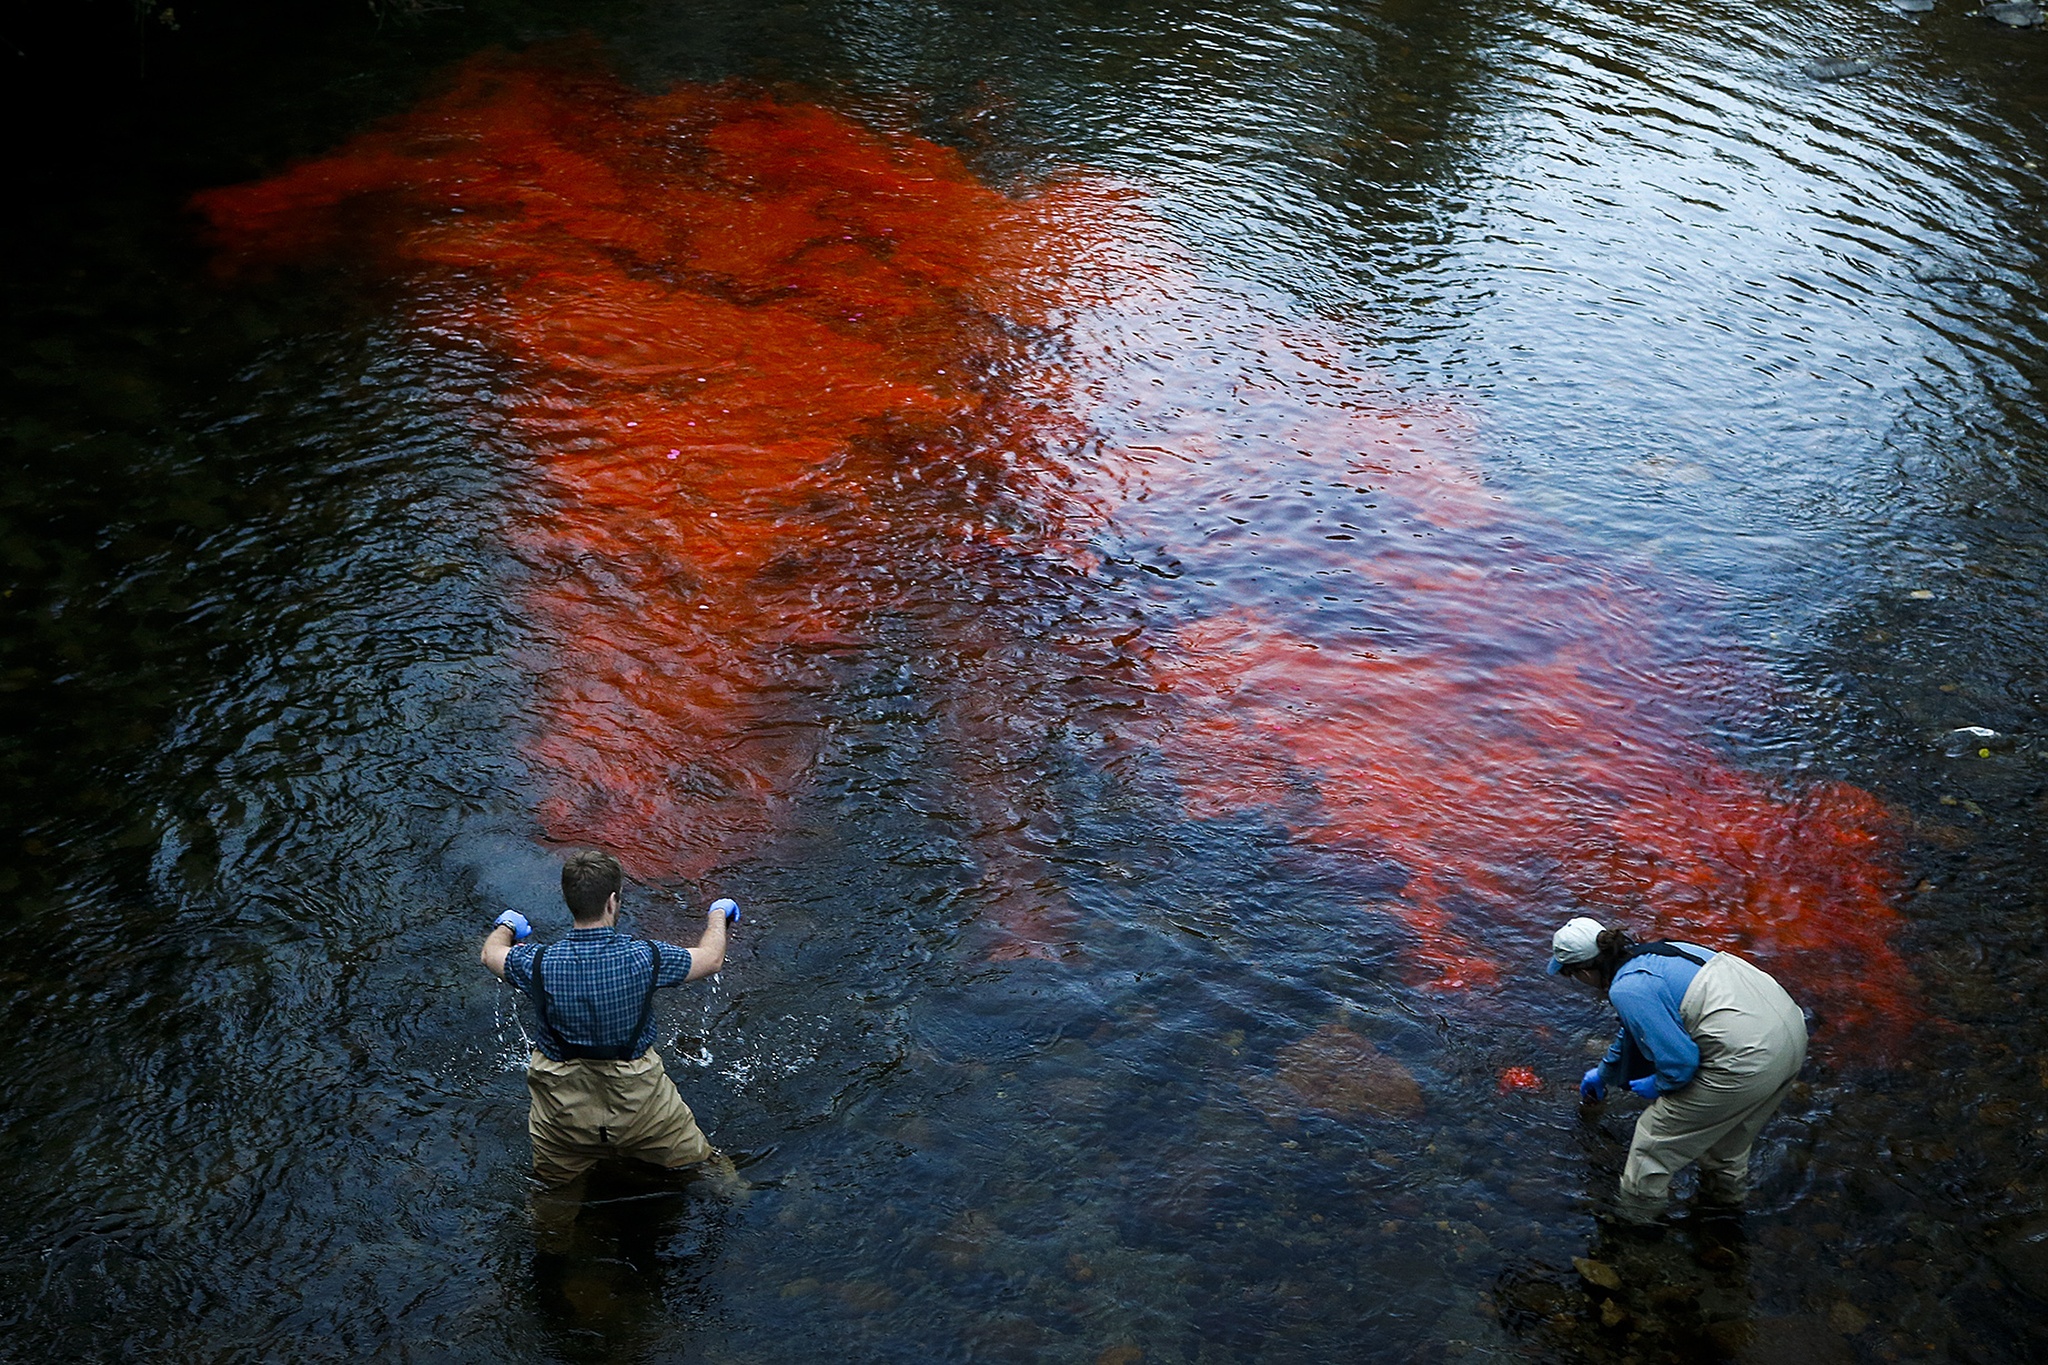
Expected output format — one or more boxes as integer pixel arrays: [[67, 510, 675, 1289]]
[[494, 910, 532, 942], [1628, 1075, 1660, 1100], [710, 898, 740, 924]]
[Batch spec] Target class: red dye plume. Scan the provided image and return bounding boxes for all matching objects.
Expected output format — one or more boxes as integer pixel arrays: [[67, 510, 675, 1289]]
[[195, 51, 1127, 899], [194, 48, 1916, 1052]]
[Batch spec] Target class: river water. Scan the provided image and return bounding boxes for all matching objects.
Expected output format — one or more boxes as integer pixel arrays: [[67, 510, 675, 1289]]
[[2, 0, 2044, 1360]]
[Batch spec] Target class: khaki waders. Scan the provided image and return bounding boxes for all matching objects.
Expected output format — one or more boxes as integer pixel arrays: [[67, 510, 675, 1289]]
[[1617, 951, 1807, 1221], [527, 1047, 711, 1187]]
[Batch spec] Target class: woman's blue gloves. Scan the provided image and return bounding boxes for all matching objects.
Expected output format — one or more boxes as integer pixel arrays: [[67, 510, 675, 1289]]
[[710, 898, 740, 924], [494, 910, 533, 942], [1579, 1069, 1662, 1100]]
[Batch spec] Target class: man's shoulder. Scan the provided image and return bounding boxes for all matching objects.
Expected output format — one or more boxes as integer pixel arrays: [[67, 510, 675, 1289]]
[[648, 939, 695, 984], [549, 932, 672, 969]]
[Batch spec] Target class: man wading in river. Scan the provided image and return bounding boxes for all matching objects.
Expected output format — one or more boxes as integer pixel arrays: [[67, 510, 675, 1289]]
[[480, 849, 742, 1219], [1548, 917, 1807, 1223]]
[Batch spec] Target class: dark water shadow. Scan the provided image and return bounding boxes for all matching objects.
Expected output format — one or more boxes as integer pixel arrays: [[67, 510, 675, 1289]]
[[525, 1161, 732, 1364], [1493, 1177, 1768, 1363]]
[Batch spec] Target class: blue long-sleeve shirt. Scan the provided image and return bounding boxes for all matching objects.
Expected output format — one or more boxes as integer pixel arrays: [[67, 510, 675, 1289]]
[[1600, 942, 1716, 1094]]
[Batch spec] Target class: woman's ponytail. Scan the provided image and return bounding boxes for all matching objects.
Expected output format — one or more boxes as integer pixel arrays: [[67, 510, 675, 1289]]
[[1590, 926, 1636, 985]]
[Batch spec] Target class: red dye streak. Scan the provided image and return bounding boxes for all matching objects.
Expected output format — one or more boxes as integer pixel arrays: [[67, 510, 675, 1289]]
[[194, 50, 1917, 1050], [1124, 423, 1914, 1044], [1071, 312, 1916, 1046]]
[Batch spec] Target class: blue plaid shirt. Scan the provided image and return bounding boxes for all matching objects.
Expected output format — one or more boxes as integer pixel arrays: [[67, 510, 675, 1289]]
[[503, 926, 695, 1061]]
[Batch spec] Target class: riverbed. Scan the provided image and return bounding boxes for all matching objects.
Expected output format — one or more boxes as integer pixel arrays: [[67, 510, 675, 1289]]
[[2, 0, 2044, 1360]]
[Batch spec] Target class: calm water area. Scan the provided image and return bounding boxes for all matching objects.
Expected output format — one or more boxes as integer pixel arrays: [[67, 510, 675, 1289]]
[[2, 0, 2045, 1360]]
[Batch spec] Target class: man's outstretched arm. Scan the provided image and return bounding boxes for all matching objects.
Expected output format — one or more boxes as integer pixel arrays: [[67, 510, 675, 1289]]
[[481, 910, 530, 979], [684, 901, 736, 981]]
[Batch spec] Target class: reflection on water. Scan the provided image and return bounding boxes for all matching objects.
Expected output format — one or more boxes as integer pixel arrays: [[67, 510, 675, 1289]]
[[1076, 310, 1914, 1036], [530, 1165, 728, 1364], [194, 48, 1915, 1045], [2, 0, 2045, 1360]]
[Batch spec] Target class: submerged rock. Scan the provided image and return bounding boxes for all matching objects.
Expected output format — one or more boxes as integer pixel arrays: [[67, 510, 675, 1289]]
[[1940, 725, 2013, 757], [1573, 1256, 1624, 1292], [1695, 1242, 1740, 1271], [1894, 0, 1935, 12], [1705, 1319, 1754, 1355], [1803, 58, 1874, 79], [1992, 1219, 2048, 1300], [1983, 0, 2043, 22], [1828, 1301, 1871, 1334], [1729, 1315, 1856, 1364], [1240, 1024, 1424, 1123], [930, 1209, 997, 1270]]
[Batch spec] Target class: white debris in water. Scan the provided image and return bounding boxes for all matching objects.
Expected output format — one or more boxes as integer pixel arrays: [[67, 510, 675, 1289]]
[[1941, 726, 2012, 757]]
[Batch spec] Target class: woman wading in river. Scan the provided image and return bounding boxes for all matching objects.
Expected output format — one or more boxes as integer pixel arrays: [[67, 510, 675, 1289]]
[[1548, 917, 1808, 1222]]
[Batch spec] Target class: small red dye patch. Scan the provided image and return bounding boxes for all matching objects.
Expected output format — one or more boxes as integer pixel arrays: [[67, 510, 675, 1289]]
[[1498, 1066, 1544, 1094]]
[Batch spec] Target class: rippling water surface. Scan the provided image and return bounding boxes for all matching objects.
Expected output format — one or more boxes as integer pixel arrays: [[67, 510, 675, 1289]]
[[3, 0, 2044, 1360]]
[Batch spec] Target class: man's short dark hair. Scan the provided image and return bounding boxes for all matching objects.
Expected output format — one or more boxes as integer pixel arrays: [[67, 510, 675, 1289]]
[[562, 849, 623, 922]]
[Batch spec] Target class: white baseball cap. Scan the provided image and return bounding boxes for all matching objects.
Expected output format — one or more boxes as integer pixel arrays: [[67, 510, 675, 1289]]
[[1547, 916, 1606, 974]]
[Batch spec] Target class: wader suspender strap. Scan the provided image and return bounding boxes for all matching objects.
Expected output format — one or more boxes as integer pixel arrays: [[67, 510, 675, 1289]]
[[529, 942, 664, 1061], [626, 944, 663, 1059], [1622, 941, 1708, 967], [1613, 941, 1710, 1078]]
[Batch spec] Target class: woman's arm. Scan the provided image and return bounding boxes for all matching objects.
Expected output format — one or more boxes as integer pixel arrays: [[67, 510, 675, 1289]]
[[1608, 975, 1701, 1093]]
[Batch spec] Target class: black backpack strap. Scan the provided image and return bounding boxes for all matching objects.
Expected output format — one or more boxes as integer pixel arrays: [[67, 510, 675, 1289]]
[[1623, 940, 1708, 967]]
